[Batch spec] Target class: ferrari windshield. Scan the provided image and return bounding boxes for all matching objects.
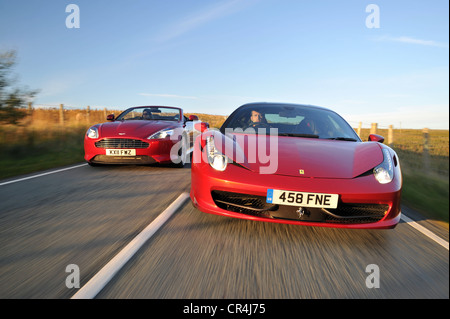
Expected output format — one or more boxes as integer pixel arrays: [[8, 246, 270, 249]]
[[116, 106, 182, 121], [221, 103, 360, 141]]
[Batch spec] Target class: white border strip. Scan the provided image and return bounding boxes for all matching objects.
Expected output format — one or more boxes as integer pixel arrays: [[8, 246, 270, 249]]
[[71, 192, 190, 299], [401, 214, 449, 250], [0, 163, 88, 186]]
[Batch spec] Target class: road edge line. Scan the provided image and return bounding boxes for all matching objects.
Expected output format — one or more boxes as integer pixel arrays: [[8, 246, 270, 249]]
[[401, 213, 449, 251], [0, 163, 88, 186], [71, 192, 190, 299]]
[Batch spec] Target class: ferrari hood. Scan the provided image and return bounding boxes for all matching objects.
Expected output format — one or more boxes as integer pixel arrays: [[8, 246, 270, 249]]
[[99, 120, 178, 139], [220, 133, 384, 178]]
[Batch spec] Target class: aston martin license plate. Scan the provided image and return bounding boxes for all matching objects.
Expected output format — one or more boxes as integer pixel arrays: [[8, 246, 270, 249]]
[[106, 149, 136, 156], [266, 189, 339, 208]]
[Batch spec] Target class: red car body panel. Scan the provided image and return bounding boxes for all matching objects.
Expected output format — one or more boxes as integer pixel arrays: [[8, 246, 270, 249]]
[[84, 106, 193, 165], [98, 120, 175, 139], [84, 133, 177, 164], [190, 103, 402, 229], [210, 132, 384, 179]]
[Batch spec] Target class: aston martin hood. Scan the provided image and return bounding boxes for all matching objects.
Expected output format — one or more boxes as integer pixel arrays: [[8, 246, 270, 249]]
[[219, 133, 384, 178], [99, 120, 177, 139]]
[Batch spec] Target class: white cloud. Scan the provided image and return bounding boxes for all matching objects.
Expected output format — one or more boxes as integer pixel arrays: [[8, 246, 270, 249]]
[[139, 93, 198, 100], [155, 0, 256, 42], [376, 35, 449, 48], [342, 105, 449, 130]]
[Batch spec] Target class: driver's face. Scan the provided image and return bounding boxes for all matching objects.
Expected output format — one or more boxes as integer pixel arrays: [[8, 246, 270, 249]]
[[251, 111, 262, 122]]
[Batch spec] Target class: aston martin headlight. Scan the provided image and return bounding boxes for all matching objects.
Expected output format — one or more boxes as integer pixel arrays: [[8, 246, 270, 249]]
[[206, 135, 228, 171], [148, 128, 174, 139], [373, 148, 394, 184], [87, 127, 98, 139]]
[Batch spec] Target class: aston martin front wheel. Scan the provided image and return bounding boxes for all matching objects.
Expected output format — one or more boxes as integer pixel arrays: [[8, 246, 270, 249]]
[[173, 134, 188, 168]]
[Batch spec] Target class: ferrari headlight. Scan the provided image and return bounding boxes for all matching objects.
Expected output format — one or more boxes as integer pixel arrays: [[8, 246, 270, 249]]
[[148, 128, 174, 139], [373, 148, 394, 184], [87, 127, 98, 139], [206, 135, 228, 171]]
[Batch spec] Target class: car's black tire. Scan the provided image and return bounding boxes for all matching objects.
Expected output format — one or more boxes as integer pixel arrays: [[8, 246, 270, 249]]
[[173, 134, 188, 168]]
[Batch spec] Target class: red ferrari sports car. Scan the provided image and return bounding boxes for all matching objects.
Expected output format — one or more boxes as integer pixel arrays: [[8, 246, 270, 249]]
[[190, 102, 402, 229], [84, 106, 198, 166]]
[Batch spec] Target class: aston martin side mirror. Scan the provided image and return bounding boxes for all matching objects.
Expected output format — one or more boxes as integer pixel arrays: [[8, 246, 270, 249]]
[[195, 122, 209, 132]]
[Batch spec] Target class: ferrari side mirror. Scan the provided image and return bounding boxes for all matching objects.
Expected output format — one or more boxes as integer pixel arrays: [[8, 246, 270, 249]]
[[368, 134, 384, 143], [106, 114, 115, 121]]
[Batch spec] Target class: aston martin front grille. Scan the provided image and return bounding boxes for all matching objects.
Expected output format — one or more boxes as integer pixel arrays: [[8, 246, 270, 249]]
[[95, 138, 149, 149]]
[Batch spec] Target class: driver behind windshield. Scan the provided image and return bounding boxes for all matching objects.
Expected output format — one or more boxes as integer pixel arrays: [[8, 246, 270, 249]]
[[142, 109, 152, 120], [248, 110, 269, 129]]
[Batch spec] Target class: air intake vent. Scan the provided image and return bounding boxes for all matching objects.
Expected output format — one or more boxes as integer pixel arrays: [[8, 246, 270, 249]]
[[95, 138, 149, 149]]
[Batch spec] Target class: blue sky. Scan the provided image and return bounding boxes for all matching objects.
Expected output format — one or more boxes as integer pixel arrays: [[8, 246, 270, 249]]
[[0, 0, 448, 129]]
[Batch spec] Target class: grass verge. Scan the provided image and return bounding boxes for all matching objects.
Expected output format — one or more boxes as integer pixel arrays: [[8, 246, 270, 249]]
[[401, 172, 449, 224], [0, 125, 448, 226], [0, 126, 85, 179]]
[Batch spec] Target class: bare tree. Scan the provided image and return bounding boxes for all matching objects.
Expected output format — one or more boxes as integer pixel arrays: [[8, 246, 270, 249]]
[[0, 50, 38, 124]]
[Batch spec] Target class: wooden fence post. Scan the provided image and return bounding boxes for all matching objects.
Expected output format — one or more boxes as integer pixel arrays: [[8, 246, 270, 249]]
[[357, 122, 362, 137], [370, 123, 378, 135], [86, 106, 90, 123], [28, 102, 33, 115], [59, 104, 65, 125], [423, 128, 430, 173], [388, 125, 394, 146]]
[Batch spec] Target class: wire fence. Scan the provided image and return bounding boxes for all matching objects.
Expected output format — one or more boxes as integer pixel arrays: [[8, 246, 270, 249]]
[[14, 104, 450, 178], [354, 121, 448, 178], [23, 103, 122, 127]]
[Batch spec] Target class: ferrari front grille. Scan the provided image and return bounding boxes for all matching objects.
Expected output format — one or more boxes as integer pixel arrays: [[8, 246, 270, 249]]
[[211, 190, 389, 224], [321, 203, 389, 223], [95, 138, 149, 149], [211, 191, 277, 216]]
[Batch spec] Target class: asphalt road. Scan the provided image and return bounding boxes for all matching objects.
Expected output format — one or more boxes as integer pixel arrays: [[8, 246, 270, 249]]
[[0, 163, 448, 300]]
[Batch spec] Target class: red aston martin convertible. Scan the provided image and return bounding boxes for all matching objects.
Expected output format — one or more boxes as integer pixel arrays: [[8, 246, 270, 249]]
[[84, 106, 198, 166], [190, 102, 402, 229]]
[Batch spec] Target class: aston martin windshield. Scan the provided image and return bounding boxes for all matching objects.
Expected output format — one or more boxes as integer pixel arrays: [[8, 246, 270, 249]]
[[221, 103, 360, 141], [116, 106, 182, 121]]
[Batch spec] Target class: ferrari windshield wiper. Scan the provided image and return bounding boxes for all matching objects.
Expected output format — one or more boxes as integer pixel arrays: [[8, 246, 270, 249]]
[[279, 133, 319, 138], [326, 137, 358, 141]]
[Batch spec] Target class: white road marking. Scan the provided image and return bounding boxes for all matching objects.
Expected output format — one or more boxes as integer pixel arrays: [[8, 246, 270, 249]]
[[0, 163, 88, 186], [2, 163, 448, 284], [71, 192, 190, 299], [401, 214, 449, 250]]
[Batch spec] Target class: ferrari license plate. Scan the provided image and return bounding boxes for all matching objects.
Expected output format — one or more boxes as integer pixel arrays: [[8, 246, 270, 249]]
[[267, 189, 339, 209], [106, 149, 136, 156]]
